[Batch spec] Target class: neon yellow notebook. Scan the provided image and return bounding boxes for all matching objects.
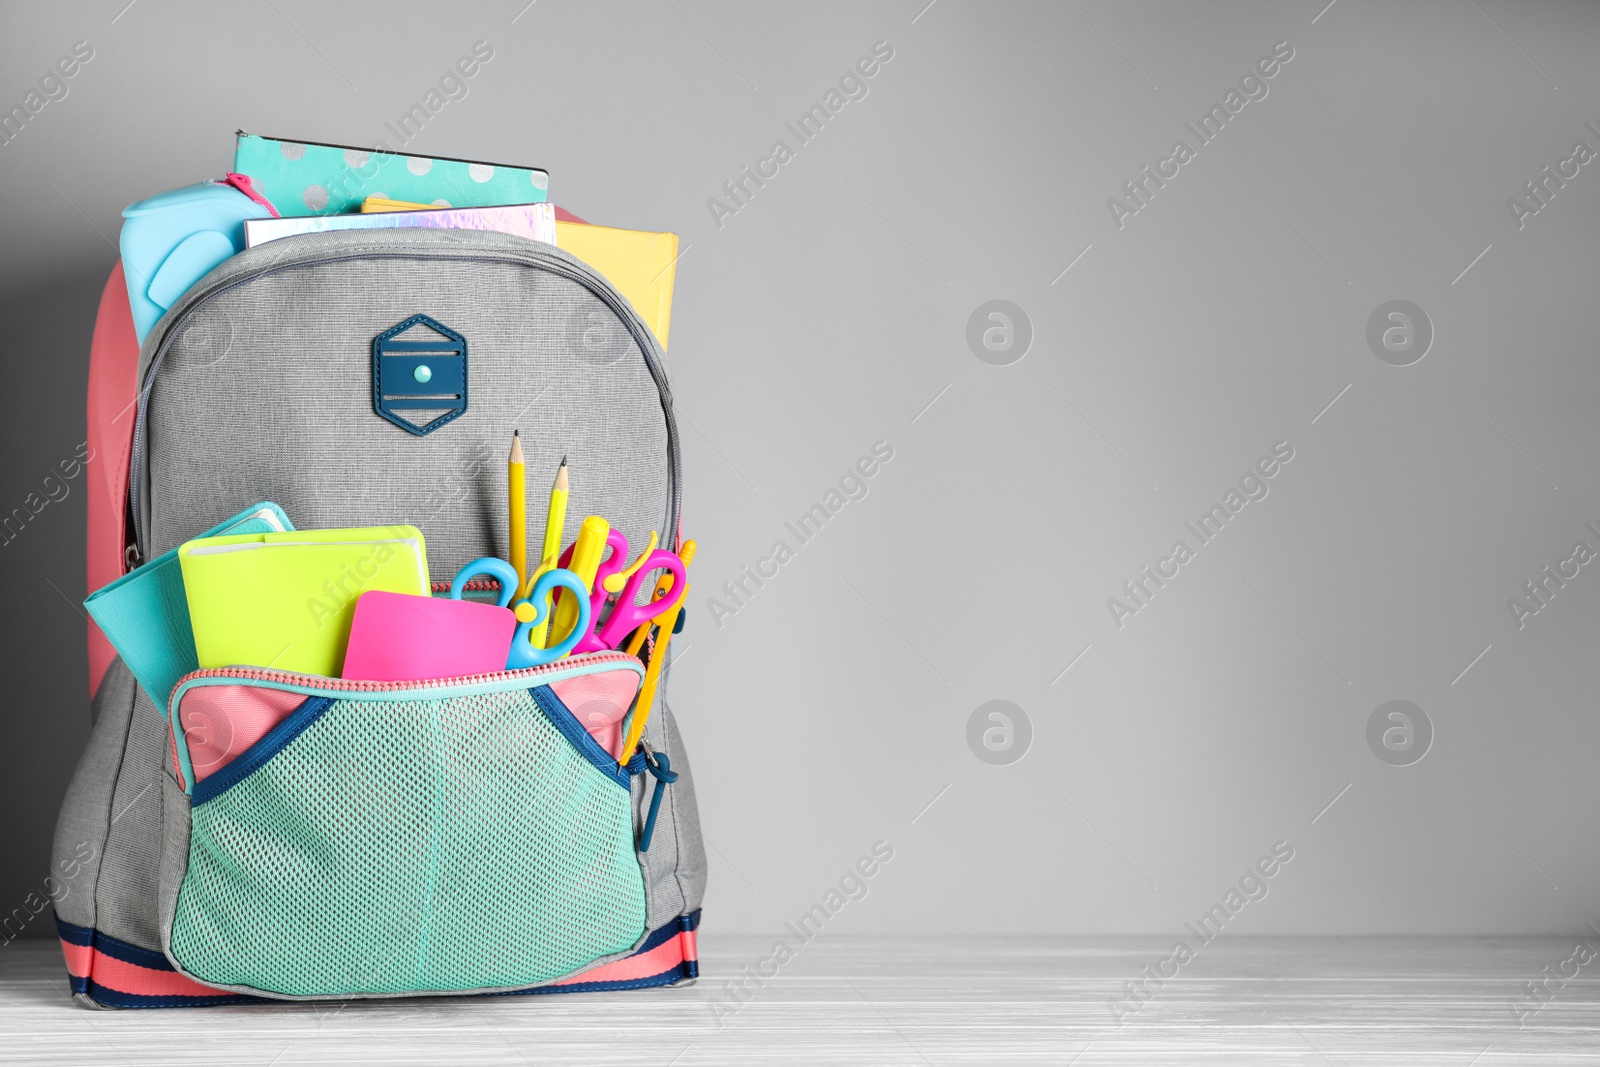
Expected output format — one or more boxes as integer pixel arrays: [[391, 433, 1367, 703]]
[[361, 197, 679, 347], [178, 526, 431, 677]]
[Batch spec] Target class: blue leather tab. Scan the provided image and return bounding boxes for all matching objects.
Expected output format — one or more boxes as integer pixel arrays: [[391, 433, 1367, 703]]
[[373, 314, 468, 435]]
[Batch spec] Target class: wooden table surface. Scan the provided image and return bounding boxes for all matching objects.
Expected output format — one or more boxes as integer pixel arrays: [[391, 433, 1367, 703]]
[[1, 935, 1595, 1064]]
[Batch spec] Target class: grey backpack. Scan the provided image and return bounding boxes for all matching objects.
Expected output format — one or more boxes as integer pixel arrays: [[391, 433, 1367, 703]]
[[52, 228, 706, 1007]]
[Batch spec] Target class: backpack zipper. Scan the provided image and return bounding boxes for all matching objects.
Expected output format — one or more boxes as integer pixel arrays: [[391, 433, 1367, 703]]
[[127, 238, 679, 562], [172, 649, 642, 696]]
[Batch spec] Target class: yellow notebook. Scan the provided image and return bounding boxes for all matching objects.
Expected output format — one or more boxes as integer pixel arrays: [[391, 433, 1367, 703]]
[[552, 220, 678, 349], [178, 526, 431, 677], [361, 197, 679, 348]]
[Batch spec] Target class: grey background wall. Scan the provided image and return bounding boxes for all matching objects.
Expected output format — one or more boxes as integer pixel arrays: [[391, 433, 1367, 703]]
[[1, 0, 1597, 940]]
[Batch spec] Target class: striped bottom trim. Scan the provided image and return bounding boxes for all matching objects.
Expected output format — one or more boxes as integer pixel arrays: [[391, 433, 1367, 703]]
[[56, 910, 700, 1008], [56, 916, 258, 1007], [508, 911, 701, 995]]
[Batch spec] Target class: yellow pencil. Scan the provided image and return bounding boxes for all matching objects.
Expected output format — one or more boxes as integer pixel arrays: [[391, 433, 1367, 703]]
[[525, 456, 569, 645], [549, 515, 607, 645], [624, 539, 696, 659], [508, 431, 527, 593], [618, 588, 686, 764]]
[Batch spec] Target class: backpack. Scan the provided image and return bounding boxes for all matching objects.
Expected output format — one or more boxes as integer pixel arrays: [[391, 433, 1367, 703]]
[[52, 224, 706, 1007]]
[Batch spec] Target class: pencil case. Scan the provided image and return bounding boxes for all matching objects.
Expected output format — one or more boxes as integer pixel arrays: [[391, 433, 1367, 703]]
[[149, 654, 685, 1000]]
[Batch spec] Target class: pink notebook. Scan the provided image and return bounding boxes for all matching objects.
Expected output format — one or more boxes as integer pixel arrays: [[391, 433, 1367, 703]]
[[340, 591, 516, 682]]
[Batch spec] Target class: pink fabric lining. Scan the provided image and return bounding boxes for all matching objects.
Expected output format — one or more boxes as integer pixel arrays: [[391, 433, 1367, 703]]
[[178, 685, 305, 781], [549, 670, 640, 759]]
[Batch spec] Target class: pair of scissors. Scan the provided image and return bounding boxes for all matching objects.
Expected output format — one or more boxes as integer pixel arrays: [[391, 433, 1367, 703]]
[[551, 530, 689, 654], [449, 557, 590, 668], [594, 540, 688, 651], [594, 548, 687, 651]]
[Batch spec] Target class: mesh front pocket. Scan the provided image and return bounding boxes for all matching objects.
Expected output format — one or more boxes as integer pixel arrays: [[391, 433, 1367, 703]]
[[168, 685, 646, 997]]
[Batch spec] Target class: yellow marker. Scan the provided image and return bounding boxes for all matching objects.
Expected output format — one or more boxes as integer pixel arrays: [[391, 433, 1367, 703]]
[[549, 515, 608, 645], [618, 587, 686, 764], [624, 539, 695, 659], [508, 431, 526, 593], [525, 457, 569, 645]]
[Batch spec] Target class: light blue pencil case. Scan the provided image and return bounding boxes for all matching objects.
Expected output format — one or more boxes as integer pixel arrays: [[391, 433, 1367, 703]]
[[120, 180, 273, 343]]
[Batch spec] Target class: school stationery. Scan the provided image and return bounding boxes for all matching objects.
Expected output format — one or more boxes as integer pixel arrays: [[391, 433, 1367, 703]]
[[618, 591, 687, 763], [83, 502, 293, 710], [564, 530, 676, 655], [340, 590, 516, 682], [526, 456, 569, 647], [594, 548, 689, 652], [602, 530, 657, 594], [562, 528, 636, 654], [119, 181, 273, 342], [624, 539, 696, 657], [555, 220, 680, 348], [243, 202, 557, 248], [550, 516, 609, 645], [233, 132, 549, 217], [360, 196, 436, 213], [508, 431, 527, 589], [179, 525, 430, 677], [449, 556, 590, 667]]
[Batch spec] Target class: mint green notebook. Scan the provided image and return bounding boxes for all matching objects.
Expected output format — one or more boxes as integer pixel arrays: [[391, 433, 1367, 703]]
[[234, 133, 550, 217], [85, 503, 292, 714]]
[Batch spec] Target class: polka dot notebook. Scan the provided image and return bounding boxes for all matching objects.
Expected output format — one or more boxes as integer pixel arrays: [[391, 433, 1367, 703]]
[[234, 133, 550, 218]]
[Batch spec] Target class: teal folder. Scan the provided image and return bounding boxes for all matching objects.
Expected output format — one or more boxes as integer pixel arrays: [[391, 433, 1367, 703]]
[[85, 503, 292, 714]]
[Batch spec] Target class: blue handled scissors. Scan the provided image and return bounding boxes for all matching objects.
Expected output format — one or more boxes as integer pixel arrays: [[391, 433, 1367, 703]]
[[449, 557, 591, 668]]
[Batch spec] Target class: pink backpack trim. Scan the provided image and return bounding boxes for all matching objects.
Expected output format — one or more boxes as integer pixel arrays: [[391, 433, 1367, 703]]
[[86, 262, 140, 696]]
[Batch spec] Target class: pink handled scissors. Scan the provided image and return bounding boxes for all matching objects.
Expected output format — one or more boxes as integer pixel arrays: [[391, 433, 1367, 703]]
[[554, 530, 687, 654], [593, 549, 688, 651]]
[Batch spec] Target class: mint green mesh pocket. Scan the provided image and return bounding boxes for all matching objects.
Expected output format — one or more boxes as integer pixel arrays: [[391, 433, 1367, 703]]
[[168, 685, 646, 997]]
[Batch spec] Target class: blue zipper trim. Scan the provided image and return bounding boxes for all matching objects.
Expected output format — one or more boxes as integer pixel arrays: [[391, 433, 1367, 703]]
[[528, 684, 630, 788], [191, 696, 334, 806]]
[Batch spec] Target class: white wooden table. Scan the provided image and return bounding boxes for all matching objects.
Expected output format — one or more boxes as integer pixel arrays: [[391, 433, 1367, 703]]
[[0, 936, 1594, 1064]]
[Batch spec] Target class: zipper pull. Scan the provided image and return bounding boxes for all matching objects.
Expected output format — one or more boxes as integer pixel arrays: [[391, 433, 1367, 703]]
[[125, 543, 142, 571], [639, 742, 678, 852]]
